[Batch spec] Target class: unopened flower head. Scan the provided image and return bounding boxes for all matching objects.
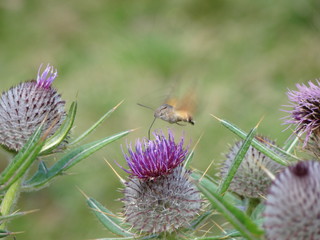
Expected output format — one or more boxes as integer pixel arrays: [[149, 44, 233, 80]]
[[263, 161, 320, 240], [123, 130, 188, 179], [221, 136, 284, 199], [0, 64, 66, 151], [283, 80, 320, 145], [122, 130, 201, 233]]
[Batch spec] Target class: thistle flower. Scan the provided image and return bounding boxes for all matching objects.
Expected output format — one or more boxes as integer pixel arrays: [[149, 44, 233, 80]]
[[0, 64, 66, 151], [123, 166, 201, 234], [122, 130, 201, 234], [123, 130, 188, 179], [283, 80, 320, 145], [221, 137, 284, 199], [263, 161, 320, 240]]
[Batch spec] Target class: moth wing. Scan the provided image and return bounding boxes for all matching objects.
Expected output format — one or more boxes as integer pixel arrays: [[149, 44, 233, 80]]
[[165, 97, 179, 108], [175, 89, 196, 115]]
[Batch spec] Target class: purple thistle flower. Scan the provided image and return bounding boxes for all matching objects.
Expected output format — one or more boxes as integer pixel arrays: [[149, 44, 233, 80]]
[[0, 64, 66, 151], [123, 130, 189, 179], [283, 80, 320, 145], [36, 63, 58, 89], [123, 165, 202, 233], [122, 130, 201, 233], [263, 161, 320, 240]]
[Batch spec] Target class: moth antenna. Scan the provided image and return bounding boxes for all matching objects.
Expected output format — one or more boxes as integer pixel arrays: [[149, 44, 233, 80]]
[[148, 117, 157, 139], [137, 103, 154, 111]]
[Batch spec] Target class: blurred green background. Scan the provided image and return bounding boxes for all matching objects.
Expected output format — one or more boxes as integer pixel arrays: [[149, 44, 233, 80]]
[[0, 0, 320, 239]]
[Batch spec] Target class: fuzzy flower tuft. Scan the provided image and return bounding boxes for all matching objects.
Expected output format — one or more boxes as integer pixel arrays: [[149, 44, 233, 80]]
[[0, 64, 66, 151], [263, 161, 320, 240], [36, 63, 58, 89], [283, 80, 320, 145], [221, 136, 284, 199], [123, 130, 188, 179]]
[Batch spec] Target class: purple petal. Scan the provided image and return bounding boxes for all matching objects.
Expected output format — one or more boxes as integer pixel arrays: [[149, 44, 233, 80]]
[[36, 63, 58, 89]]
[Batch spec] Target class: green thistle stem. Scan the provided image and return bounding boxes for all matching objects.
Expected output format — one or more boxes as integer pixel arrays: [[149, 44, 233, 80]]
[[0, 177, 22, 229], [246, 198, 260, 216]]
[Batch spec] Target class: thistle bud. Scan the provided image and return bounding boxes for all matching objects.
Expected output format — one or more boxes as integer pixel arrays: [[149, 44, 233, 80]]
[[221, 137, 284, 199], [263, 161, 320, 240], [0, 64, 66, 151]]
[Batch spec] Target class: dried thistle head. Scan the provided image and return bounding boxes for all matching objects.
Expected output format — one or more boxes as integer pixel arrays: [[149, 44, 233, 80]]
[[0, 64, 66, 151]]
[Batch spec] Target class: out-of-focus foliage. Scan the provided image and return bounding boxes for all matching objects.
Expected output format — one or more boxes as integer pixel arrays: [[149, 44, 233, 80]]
[[0, 0, 319, 239]]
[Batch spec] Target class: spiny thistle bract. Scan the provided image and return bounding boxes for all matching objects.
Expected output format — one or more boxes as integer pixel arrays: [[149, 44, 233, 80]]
[[221, 136, 284, 199], [263, 161, 320, 240], [283, 80, 320, 146], [0, 64, 66, 151], [122, 130, 201, 234]]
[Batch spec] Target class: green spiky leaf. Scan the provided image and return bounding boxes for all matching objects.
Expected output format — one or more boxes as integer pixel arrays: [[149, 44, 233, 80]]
[[191, 171, 241, 206], [215, 117, 294, 165], [87, 197, 134, 237], [41, 101, 77, 154], [22, 130, 131, 190], [197, 183, 264, 240], [70, 101, 123, 146], [0, 209, 38, 223], [217, 126, 256, 195], [0, 123, 45, 191], [188, 210, 212, 231], [184, 150, 194, 169], [0, 229, 12, 238]]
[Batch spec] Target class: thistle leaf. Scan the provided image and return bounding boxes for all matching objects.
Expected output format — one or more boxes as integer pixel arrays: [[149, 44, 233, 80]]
[[282, 135, 300, 153], [22, 130, 131, 190], [40, 101, 77, 154], [183, 151, 194, 169], [0, 230, 12, 238], [87, 197, 134, 237], [214, 117, 293, 165], [0, 123, 45, 191], [217, 126, 256, 195], [188, 210, 212, 231], [70, 101, 123, 146], [197, 183, 264, 240], [191, 171, 241, 206], [0, 209, 38, 223]]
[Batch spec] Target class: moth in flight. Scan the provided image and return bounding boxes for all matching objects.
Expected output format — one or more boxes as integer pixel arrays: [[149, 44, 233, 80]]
[[138, 88, 196, 139]]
